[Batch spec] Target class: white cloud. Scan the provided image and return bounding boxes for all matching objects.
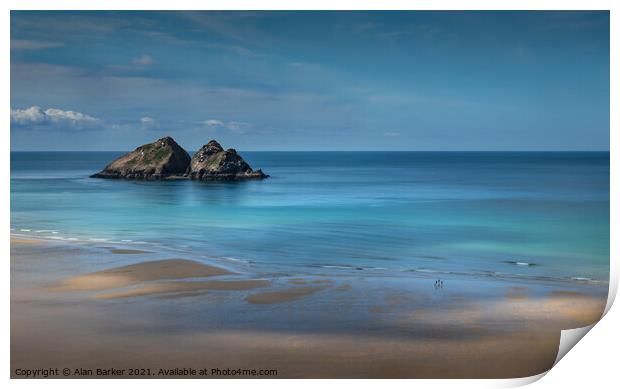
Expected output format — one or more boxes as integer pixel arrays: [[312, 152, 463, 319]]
[[225, 121, 250, 133], [44, 108, 98, 123], [140, 116, 157, 129], [204, 119, 224, 127], [11, 39, 64, 50], [10, 106, 47, 125], [203, 119, 250, 133], [132, 55, 153, 66], [11, 106, 99, 130]]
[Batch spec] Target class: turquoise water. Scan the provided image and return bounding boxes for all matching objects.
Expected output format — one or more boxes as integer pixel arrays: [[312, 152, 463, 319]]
[[10, 151, 609, 283]]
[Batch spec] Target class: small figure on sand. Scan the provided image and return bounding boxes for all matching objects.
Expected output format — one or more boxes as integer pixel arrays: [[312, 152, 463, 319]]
[[434, 279, 444, 289]]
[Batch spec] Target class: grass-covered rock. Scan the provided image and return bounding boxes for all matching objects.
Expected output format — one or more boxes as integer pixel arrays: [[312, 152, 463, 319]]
[[91, 136, 190, 180], [91, 137, 268, 181]]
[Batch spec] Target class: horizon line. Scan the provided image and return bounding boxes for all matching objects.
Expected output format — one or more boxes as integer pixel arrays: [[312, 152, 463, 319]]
[[10, 149, 611, 153]]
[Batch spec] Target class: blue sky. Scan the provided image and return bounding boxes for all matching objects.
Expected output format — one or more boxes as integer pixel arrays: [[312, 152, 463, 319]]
[[11, 11, 609, 151]]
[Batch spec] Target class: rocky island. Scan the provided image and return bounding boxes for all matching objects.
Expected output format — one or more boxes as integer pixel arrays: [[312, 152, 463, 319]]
[[188, 140, 267, 180], [91, 137, 268, 181]]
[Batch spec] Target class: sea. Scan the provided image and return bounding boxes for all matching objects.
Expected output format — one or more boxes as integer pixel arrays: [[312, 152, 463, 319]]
[[10, 151, 610, 285]]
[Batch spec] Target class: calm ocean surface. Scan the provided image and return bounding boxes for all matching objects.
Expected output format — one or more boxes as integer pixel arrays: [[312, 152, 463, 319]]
[[10, 151, 609, 284]]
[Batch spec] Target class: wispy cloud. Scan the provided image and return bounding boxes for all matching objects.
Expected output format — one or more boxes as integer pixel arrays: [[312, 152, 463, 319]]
[[132, 55, 153, 66], [204, 119, 224, 127], [225, 121, 251, 133], [11, 39, 64, 50], [11, 12, 129, 35], [203, 119, 251, 133], [178, 11, 274, 47], [205, 43, 256, 57]]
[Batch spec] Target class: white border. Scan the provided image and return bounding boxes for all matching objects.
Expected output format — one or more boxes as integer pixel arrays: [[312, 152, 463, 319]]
[[3, 1, 617, 388]]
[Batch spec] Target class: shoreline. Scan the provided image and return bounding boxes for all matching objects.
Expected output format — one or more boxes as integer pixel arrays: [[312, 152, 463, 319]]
[[9, 233, 610, 288], [11, 236, 608, 378]]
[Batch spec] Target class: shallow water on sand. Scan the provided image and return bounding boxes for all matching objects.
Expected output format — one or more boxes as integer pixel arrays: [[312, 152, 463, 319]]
[[11, 151, 609, 284]]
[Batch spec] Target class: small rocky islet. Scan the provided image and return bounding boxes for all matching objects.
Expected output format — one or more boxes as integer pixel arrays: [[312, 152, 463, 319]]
[[91, 137, 268, 181]]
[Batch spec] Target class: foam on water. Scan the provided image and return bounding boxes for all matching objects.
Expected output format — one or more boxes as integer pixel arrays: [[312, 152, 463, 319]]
[[10, 226, 607, 286]]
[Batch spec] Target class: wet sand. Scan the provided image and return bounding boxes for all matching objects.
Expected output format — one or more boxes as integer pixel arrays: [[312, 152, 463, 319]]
[[49, 259, 232, 292], [10, 237, 42, 245], [246, 286, 330, 304], [109, 248, 152, 254], [11, 236, 608, 378], [96, 279, 271, 299]]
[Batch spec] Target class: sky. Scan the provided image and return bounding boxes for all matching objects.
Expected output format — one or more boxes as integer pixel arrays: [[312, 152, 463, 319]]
[[10, 11, 610, 151]]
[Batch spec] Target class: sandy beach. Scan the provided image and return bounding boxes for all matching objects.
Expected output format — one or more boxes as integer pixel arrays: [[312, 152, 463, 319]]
[[10, 237, 43, 245], [10, 235, 608, 378]]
